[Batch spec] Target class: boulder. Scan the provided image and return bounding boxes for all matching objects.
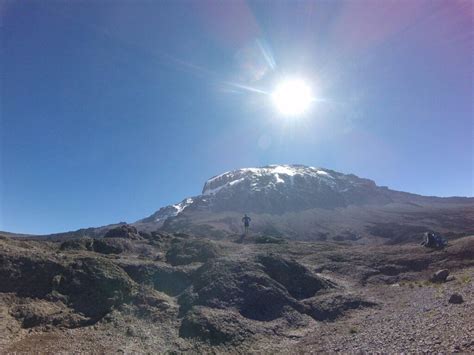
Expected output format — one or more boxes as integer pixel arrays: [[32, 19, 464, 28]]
[[431, 269, 450, 283], [103, 225, 142, 240], [449, 293, 464, 304]]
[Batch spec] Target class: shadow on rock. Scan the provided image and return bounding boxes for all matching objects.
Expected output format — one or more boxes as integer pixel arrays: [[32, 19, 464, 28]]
[[256, 254, 336, 299], [121, 263, 192, 296], [302, 292, 377, 321]]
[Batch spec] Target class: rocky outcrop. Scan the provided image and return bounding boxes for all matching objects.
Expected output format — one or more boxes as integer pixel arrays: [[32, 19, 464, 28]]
[[177, 255, 369, 325], [121, 262, 192, 296], [178, 258, 300, 321], [256, 254, 335, 299], [103, 225, 142, 240], [55, 257, 135, 320], [179, 306, 258, 345], [0, 238, 136, 326], [165, 239, 221, 266]]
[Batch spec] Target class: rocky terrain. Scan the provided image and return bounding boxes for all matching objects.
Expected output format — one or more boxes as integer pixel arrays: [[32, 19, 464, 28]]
[[1, 225, 473, 353]]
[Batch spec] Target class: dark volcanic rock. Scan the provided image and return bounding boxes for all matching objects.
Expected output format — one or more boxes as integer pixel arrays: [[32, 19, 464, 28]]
[[431, 269, 450, 283], [104, 225, 142, 240], [179, 257, 374, 324], [0, 239, 136, 326], [121, 263, 191, 296], [92, 238, 133, 254], [179, 258, 300, 321], [256, 254, 335, 299], [166, 238, 220, 266], [59, 238, 94, 251], [10, 300, 88, 329], [57, 257, 135, 320], [179, 306, 257, 345], [60, 238, 134, 255], [448, 293, 464, 304], [0, 254, 66, 298]]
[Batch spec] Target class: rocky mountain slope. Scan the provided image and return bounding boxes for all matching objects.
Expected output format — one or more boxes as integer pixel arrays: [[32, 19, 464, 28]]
[[136, 165, 474, 243], [1, 228, 473, 352]]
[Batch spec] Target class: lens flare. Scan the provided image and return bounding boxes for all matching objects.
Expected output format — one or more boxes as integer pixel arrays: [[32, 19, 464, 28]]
[[272, 78, 313, 116]]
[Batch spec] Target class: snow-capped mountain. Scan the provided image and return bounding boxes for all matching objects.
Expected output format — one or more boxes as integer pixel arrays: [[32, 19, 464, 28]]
[[202, 165, 344, 195], [199, 164, 393, 212], [140, 198, 195, 224], [136, 164, 473, 241], [140, 164, 392, 223]]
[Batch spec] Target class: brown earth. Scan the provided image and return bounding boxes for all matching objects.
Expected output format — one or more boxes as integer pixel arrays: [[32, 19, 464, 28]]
[[0, 231, 472, 353]]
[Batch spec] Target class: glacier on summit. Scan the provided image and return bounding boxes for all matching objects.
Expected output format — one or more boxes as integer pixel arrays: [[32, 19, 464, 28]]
[[202, 165, 337, 196], [139, 164, 395, 225]]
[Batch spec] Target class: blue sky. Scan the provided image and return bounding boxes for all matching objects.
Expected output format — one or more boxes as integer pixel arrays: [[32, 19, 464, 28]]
[[1, 0, 472, 234]]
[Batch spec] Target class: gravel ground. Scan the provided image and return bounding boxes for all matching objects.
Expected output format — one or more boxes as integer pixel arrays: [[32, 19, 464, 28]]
[[296, 267, 474, 353]]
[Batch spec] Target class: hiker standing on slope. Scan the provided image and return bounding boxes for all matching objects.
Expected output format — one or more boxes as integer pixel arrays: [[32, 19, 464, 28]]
[[242, 214, 251, 234]]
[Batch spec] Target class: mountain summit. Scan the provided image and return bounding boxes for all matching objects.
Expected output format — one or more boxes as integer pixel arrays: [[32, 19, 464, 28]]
[[141, 164, 388, 223], [200, 164, 393, 212], [136, 165, 473, 242]]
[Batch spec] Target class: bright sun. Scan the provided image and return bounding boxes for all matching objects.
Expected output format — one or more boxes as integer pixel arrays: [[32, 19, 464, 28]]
[[271, 78, 313, 116]]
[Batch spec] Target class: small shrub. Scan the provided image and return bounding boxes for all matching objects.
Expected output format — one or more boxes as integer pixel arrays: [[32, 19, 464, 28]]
[[460, 275, 471, 284]]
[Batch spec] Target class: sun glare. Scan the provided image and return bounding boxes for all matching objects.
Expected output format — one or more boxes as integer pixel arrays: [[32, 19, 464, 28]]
[[271, 78, 313, 116]]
